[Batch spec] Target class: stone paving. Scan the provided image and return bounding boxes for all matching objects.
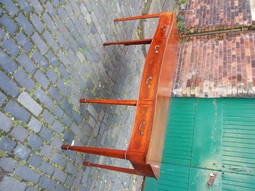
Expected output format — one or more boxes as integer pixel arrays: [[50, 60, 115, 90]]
[[0, 0, 164, 190]]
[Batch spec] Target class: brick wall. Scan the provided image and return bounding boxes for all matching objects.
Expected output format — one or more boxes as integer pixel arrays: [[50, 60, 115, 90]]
[[181, 0, 252, 33], [173, 0, 255, 97], [173, 31, 255, 97]]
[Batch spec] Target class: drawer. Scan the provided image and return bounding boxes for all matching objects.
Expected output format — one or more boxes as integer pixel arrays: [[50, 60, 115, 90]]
[[154, 15, 172, 39], [139, 39, 165, 100], [128, 105, 154, 152], [154, 23, 170, 39]]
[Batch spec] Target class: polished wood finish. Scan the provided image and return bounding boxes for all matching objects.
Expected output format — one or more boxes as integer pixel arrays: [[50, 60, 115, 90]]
[[79, 99, 137, 106], [103, 38, 152, 46], [114, 13, 160, 22], [62, 12, 179, 179], [146, 13, 180, 169], [61, 145, 126, 159], [125, 13, 179, 179], [83, 162, 137, 175]]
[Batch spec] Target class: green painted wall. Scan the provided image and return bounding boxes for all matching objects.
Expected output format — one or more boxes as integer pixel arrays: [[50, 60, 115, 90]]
[[144, 98, 255, 191]]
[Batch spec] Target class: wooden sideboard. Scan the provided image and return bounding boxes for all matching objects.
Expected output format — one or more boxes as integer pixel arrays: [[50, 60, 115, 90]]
[[62, 12, 179, 179]]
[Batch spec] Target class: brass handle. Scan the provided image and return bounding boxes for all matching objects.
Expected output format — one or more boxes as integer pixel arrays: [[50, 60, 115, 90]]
[[154, 45, 160, 53], [161, 24, 167, 31], [146, 76, 152, 88], [138, 121, 145, 135]]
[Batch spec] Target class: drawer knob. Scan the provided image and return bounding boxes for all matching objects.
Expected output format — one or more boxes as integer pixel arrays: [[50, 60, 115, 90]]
[[154, 45, 160, 53], [138, 121, 146, 135], [161, 24, 167, 31], [146, 76, 152, 88]]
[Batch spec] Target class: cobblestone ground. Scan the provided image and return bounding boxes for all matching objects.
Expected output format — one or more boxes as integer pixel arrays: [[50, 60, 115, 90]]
[[0, 0, 164, 190]]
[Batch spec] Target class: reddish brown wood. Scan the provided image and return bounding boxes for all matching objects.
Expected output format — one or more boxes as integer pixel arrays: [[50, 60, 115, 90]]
[[61, 12, 180, 179], [61, 145, 126, 159], [127, 12, 179, 179], [114, 13, 160, 22], [103, 38, 152, 46], [79, 99, 137, 106], [83, 162, 137, 175]]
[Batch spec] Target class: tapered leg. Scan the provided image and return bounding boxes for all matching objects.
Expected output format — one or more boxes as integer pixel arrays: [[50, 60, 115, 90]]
[[61, 145, 126, 159], [103, 38, 152, 46], [80, 99, 137, 106], [84, 162, 137, 175], [114, 13, 160, 22]]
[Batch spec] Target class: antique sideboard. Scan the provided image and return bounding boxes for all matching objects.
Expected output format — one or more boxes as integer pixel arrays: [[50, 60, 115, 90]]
[[62, 12, 179, 179]]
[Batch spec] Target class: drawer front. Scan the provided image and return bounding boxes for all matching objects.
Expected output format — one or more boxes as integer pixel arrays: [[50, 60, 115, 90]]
[[128, 105, 154, 152], [154, 15, 172, 38], [154, 23, 170, 39], [139, 39, 165, 100]]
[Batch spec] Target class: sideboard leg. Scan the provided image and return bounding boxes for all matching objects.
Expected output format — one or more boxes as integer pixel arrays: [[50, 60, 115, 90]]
[[61, 145, 126, 159], [80, 99, 137, 106], [114, 13, 160, 22], [84, 162, 137, 175], [103, 38, 152, 46]]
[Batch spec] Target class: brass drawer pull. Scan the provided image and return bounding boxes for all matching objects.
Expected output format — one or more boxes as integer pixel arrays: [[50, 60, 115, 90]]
[[146, 76, 152, 88], [138, 121, 146, 135], [161, 24, 167, 31], [154, 45, 160, 53]]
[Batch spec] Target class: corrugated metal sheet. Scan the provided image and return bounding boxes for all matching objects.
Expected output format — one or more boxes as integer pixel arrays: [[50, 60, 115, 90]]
[[222, 172, 255, 191], [158, 164, 189, 191], [162, 98, 196, 165], [222, 99, 255, 177], [144, 98, 255, 191]]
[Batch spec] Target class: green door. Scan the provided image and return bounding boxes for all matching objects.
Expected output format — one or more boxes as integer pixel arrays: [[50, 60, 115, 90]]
[[144, 98, 255, 191]]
